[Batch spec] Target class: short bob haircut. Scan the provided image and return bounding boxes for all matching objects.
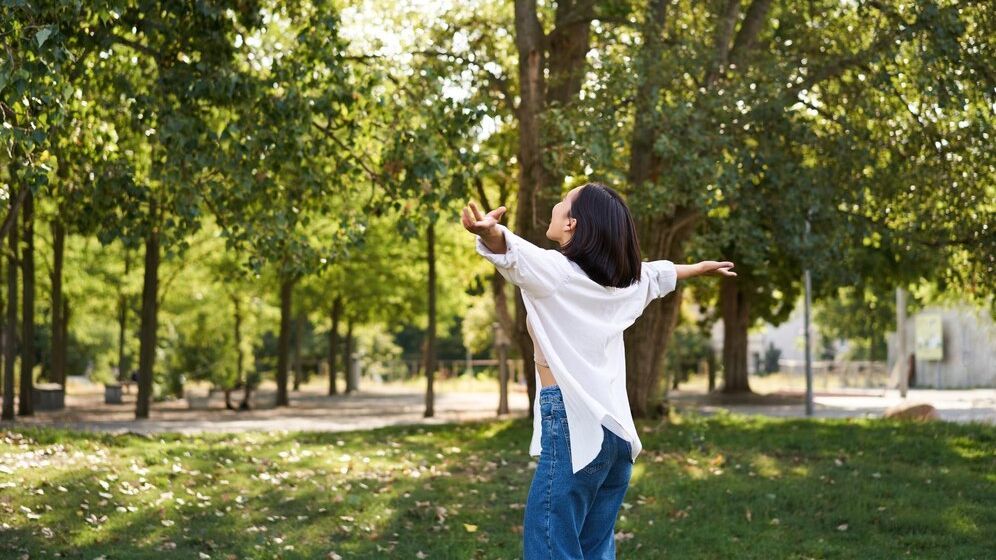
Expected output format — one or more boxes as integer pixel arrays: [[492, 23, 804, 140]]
[[560, 183, 642, 288]]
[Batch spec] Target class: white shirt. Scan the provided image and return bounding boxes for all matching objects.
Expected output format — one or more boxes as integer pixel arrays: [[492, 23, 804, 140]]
[[475, 224, 678, 474]]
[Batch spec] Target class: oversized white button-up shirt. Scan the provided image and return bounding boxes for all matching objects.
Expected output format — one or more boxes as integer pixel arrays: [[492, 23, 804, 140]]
[[476, 224, 678, 474]]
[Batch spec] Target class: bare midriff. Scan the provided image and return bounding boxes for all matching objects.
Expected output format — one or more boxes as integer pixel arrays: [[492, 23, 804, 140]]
[[537, 363, 557, 387]]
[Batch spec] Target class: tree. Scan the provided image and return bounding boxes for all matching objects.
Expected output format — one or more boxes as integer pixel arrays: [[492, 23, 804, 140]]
[[209, 0, 370, 407]]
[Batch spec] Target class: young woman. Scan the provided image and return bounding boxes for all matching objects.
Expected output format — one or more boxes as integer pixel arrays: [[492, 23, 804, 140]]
[[461, 183, 735, 559]]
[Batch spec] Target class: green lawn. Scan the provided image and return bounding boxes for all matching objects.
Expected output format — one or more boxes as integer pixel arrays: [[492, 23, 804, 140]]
[[1, 412, 993, 559]]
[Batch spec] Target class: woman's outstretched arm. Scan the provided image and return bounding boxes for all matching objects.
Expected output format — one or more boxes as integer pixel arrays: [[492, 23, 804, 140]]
[[676, 261, 737, 280], [461, 202, 571, 298]]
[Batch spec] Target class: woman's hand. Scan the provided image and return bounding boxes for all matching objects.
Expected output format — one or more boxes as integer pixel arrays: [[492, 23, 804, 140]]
[[461, 202, 506, 236], [677, 261, 735, 280], [462, 202, 509, 254], [697, 261, 737, 277]]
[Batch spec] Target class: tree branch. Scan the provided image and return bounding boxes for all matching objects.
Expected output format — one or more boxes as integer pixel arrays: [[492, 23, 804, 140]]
[[728, 0, 772, 68], [704, 0, 741, 87], [312, 120, 384, 187], [108, 33, 161, 61]]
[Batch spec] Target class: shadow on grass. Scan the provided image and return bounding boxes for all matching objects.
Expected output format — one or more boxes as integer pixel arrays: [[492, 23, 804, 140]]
[[2, 414, 993, 559]]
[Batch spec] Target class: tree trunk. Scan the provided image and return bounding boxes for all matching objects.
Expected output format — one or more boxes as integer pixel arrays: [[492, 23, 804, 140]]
[[62, 299, 70, 374], [622, 0, 714, 418], [117, 249, 131, 385], [328, 296, 341, 396], [512, 0, 594, 419], [275, 276, 293, 407], [344, 318, 355, 393], [230, 294, 243, 411], [708, 350, 717, 392], [292, 313, 303, 391], [424, 220, 437, 418], [18, 190, 34, 416], [2, 202, 16, 421], [136, 216, 160, 419], [624, 288, 683, 418], [0, 258, 4, 417], [50, 220, 66, 386], [720, 275, 753, 393]]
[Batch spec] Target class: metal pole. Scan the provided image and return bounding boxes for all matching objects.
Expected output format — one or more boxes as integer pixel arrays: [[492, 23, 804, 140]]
[[804, 218, 813, 416], [802, 217, 813, 416], [897, 287, 908, 398]]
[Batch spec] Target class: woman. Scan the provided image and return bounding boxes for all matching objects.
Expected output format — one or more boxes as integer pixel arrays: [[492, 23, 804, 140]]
[[461, 183, 735, 559]]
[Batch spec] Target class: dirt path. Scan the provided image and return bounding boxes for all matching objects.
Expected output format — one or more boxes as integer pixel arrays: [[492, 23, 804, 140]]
[[3, 383, 992, 434], [1, 384, 532, 434]]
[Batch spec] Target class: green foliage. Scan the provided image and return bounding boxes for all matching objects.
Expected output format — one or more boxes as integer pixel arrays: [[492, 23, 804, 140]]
[[815, 285, 898, 362], [162, 309, 238, 396], [664, 319, 714, 387], [763, 342, 782, 375]]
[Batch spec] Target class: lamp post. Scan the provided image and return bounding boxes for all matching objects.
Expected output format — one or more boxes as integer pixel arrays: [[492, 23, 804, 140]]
[[494, 321, 510, 415], [803, 214, 814, 416], [896, 287, 908, 398]]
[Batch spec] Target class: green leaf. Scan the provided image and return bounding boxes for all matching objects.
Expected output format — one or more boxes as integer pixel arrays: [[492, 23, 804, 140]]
[[35, 26, 56, 48]]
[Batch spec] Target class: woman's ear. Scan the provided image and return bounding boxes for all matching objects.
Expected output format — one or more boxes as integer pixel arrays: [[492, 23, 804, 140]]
[[565, 217, 576, 232]]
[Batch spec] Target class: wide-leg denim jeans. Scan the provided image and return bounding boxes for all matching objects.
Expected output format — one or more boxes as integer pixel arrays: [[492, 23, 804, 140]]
[[523, 384, 634, 559]]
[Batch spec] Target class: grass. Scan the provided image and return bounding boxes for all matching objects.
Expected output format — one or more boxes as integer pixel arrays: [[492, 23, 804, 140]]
[[1, 412, 993, 559]]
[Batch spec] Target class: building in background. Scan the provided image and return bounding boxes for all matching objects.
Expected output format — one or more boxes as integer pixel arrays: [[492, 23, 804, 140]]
[[886, 303, 996, 389]]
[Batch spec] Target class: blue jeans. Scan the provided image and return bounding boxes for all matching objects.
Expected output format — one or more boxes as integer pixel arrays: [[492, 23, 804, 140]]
[[523, 385, 633, 559]]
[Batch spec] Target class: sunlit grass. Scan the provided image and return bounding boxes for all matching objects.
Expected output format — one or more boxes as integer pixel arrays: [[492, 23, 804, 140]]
[[1, 413, 993, 559]]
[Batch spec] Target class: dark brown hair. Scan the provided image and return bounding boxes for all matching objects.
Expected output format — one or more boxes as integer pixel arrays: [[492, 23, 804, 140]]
[[560, 183, 642, 288]]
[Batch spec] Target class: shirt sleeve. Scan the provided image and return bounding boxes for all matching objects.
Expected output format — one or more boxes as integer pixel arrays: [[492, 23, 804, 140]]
[[642, 259, 678, 308], [475, 224, 570, 298]]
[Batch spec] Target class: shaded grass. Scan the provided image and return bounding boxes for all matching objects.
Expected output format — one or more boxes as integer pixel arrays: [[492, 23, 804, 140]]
[[1, 411, 993, 559]]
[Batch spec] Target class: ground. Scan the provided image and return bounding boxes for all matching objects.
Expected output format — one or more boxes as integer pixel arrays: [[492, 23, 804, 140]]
[[1, 375, 993, 558], [2, 411, 994, 559], [4, 374, 994, 435]]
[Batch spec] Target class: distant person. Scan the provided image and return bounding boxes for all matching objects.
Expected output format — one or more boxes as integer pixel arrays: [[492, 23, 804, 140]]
[[461, 184, 735, 559]]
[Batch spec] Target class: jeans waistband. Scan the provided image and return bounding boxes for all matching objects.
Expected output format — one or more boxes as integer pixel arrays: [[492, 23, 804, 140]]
[[539, 385, 564, 414]]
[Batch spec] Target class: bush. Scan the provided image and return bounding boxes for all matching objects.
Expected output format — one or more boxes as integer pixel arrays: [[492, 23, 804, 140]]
[[162, 310, 237, 397], [763, 342, 782, 375], [664, 322, 714, 388]]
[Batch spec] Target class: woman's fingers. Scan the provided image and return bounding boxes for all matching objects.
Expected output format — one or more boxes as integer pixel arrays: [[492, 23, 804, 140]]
[[469, 201, 484, 222]]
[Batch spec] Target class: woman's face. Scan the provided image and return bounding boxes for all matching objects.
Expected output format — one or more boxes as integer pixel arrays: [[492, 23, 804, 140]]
[[546, 186, 582, 246]]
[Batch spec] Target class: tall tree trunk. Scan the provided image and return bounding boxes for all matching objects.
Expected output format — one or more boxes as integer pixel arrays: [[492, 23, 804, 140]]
[[720, 276, 753, 393], [292, 313, 303, 391], [117, 249, 131, 385], [228, 293, 243, 411], [2, 202, 16, 421], [328, 296, 341, 396], [18, 190, 34, 416], [61, 300, 70, 376], [513, 0, 546, 420], [512, 0, 593, 418], [276, 276, 294, 407], [0, 257, 5, 418], [424, 220, 437, 418], [136, 215, 160, 419], [50, 220, 66, 386], [624, 0, 773, 416], [344, 318, 355, 393]]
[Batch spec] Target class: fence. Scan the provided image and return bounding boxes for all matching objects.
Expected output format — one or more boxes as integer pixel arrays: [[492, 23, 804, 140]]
[[775, 359, 890, 389], [365, 358, 526, 384]]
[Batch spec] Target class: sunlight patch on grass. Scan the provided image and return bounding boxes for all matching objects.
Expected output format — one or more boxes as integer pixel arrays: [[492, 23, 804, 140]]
[[749, 453, 783, 479], [941, 505, 982, 536]]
